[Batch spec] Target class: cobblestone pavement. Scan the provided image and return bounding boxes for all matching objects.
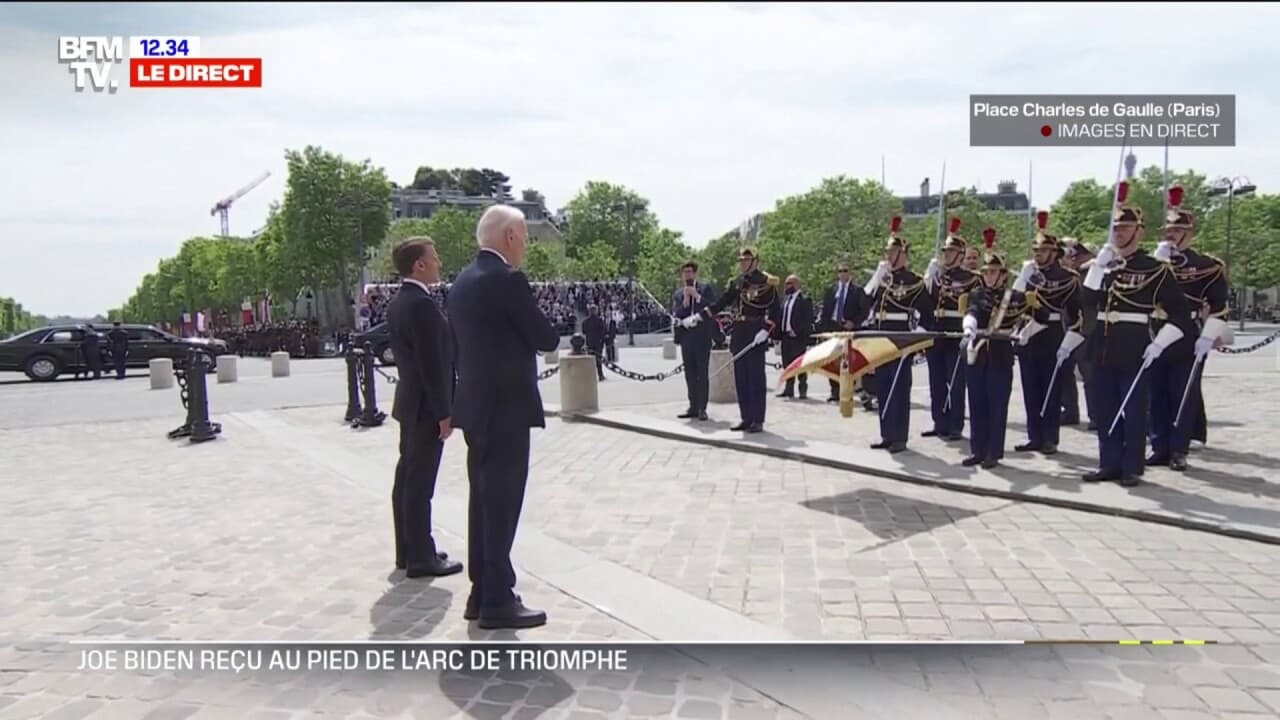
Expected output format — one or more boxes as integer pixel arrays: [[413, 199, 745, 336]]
[[610, 351, 1280, 541]]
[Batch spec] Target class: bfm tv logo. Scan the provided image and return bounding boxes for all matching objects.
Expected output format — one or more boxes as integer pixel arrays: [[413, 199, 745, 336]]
[[58, 36, 263, 92]]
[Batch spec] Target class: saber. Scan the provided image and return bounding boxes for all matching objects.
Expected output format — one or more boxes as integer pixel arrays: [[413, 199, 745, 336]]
[[1173, 352, 1207, 429], [709, 339, 764, 379], [942, 351, 964, 412], [878, 354, 910, 420], [1107, 360, 1151, 436], [1039, 360, 1064, 417]]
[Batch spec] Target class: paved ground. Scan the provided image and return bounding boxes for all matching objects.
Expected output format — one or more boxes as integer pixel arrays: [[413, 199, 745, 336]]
[[2, 330, 1278, 718]]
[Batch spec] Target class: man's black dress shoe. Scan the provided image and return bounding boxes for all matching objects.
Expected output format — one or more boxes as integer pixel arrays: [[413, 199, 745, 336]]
[[776, 391, 793, 398], [1119, 475, 1142, 487], [887, 442, 907, 454], [730, 422, 749, 431], [921, 429, 940, 438], [1169, 454, 1188, 472], [1145, 453, 1169, 467], [745, 424, 763, 434], [1081, 470, 1114, 483], [477, 598, 547, 630], [397, 551, 448, 570], [870, 440, 889, 450], [827, 396, 839, 403], [1040, 444, 1058, 456], [1014, 442, 1040, 452], [943, 433, 965, 442], [677, 410, 695, 419], [696, 412, 709, 421], [981, 459, 1000, 469], [798, 391, 807, 399], [961, 455, 983, 467], [406, 556, 463, 578], [464, 594, 479, 621]]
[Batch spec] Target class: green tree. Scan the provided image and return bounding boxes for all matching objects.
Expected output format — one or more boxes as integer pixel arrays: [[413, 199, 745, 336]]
[[562, 182, 657, 272], [278, 145, 392, 324], [636, 228, 694, 300], [523, 243, 564, 280], [697, 232, 745, 288], [566, 240, 620, 280], [371, 208, 479, 279]]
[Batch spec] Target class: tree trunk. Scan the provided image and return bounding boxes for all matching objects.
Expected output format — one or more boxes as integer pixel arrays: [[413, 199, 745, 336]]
[[336, 260, 355, 328]]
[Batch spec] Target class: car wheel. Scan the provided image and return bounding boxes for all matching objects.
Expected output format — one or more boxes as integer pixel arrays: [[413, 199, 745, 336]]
[[379, 346, 395, 365], [25, 355, 61, 382]]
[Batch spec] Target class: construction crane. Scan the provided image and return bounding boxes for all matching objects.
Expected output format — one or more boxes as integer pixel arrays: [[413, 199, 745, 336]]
[[211, 171, 271, 237]]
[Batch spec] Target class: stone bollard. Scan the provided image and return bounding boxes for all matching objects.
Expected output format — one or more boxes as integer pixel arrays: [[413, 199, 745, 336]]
[[216, 355, 238, 383], [662, 338, 677, 360], [543, 349, 560, 365], [344, 348, 363, 423], [166, 349, 221, 443], [149, 358, 175, 390], [709, 348, 737, 404], [270, 351, 290, 378], [355, 343, 385, 428], [558, 354, 599, 414]]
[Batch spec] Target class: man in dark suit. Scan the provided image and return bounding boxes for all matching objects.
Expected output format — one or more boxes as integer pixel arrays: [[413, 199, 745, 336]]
[[581, 305, 607, 380], [448, 205, 560, 630], [818, 262, 866, 402], [776, 274, 813, 398], [107, 322, 129, 379], [387, 238, 462, 580], [671, 260, 717, 420]]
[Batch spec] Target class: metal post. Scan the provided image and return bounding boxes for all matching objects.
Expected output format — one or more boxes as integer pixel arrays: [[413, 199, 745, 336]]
[[626, 199, 636, 347], [186, 349, 221, 443], [344, 347, 363, 422], [1225, 189, 1239, 330], [357, 342, 385, 428]]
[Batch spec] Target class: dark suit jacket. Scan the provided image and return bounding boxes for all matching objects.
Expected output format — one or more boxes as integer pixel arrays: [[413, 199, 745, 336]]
[[819, 282, 866, 330], [671, 281, 718, 347], [582, 315, 606, 350], [447, 250, 560, 433], [388, 282, 453, 427], [777, 292, 813, 342]]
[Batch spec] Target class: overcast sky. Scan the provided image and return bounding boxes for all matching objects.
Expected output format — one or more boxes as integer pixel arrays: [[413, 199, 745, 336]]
[[2, 2, 1277, 316]]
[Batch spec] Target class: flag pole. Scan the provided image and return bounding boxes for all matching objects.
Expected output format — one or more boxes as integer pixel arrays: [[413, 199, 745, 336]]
[[1026, 159, 1035, 254]]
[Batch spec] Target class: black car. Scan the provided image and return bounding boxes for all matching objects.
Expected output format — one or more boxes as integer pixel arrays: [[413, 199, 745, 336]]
[[353, 322, 395, 366], [0, 324, 229, 381]]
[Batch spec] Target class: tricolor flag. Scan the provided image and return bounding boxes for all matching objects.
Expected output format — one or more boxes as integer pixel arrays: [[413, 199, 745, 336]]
[[780, 332, 936, 385]]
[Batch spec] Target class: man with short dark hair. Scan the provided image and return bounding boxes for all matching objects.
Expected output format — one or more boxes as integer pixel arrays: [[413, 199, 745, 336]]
[[672, 260, 716, 420], [387, 237, 462, 579], [581, 305, 607, 381], [819, 262, 865, 403], [776, 274, 813, 399]]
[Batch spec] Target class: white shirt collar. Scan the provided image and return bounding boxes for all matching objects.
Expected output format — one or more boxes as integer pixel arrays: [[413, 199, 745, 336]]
[[402, 278, 431, 294], [481, 247, 510, 266]]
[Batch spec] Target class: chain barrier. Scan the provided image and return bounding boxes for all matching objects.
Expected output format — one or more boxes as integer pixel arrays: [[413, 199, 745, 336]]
[[175, 363, 190, 409], [1214, 329, 1280, 355], [538, 365, 560, 381], [356, 358, 371, 398], [604, 359, 684, 382]]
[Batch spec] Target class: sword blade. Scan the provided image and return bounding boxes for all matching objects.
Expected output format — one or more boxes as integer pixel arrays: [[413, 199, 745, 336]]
[[879, 354, 910, 420], [943, 351, 963, 412], [1173, 353, 1206, 429], [1108, 361, 1149, 436], [1039, 360, 1063, 417], [709, 341, 759, 379]]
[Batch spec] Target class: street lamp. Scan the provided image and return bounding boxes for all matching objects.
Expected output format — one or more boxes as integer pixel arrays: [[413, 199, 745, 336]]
[[613, 197, 648, 346], [1205, 177, 1256, 331]]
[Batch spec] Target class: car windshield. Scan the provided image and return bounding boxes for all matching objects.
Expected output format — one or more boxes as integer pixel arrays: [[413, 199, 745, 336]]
[[1, 328, 49, 343]]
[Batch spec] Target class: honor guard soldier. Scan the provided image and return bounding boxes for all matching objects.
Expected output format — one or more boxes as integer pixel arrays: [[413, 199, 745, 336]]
[[864, 216, 935, 453], [1060, 240, 1097, 428], [1147, 186, 1229, 471], [923, 218, 980, 441], [1068, 181, 1194, 487], [961, 228, 1036, 468], [681, 247, 780, 433], [1013, 211, 1082, 455]]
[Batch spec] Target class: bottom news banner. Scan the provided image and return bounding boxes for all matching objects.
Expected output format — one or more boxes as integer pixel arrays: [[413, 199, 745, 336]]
[[35, 639, 1216, 717]]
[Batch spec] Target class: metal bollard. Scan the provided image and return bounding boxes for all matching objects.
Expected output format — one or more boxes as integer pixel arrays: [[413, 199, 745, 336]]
[[355, 342, 386, 428], [344, 347, 363, 423], [167, 348, 222, 442]]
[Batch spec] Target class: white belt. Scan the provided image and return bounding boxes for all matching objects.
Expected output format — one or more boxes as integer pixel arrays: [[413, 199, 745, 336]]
[[1046, 313, 1061, 321], [877, 312, 911, 322], [1097, 311, 1149, 325], [935, 310, 961, 318]]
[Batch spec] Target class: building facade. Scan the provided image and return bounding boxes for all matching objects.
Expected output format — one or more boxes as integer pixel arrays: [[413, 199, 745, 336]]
[[901, 178, 1032, 218], [390, 188, 563, 242]]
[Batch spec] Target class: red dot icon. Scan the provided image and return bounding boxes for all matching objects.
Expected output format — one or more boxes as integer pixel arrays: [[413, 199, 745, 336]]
[[1040, 125, 1053, 137]]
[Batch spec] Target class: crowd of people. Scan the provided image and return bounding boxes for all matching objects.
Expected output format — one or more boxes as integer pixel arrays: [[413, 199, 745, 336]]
[[222, 321, 327, 358]]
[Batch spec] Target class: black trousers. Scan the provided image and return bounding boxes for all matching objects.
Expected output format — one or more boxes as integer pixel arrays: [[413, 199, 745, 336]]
[[780, 337, 807, 395], [392, 419, 444, 568], [464, 423, 531, 610], [588, 343, 605, 379], [1093, 363, 1151, 477], [112, 351, 128, 379], [680, 340, 711, 412]]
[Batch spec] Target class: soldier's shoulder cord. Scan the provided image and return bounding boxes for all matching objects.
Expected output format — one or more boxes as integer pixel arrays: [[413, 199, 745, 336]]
[[762, 272, 780, 287]]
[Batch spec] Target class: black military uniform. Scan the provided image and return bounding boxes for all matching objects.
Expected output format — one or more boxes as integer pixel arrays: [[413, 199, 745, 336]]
[[700, 248, 781, 432], [924, 219, 979, 441], [1060, 241, 1096, 427], [962, 231, 1031, 468], [1078, 182, 1194, 486], [79, 325, 102, 380], [865, 217, 934, 452], [1148, 186, 1229, 470], [1016, 212, 1082, 454], [107, 322, 129, 379]]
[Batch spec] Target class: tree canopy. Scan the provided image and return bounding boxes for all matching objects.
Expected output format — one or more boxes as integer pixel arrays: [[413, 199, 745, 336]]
[[409, 166, 511, 197], [1, 297, 46, 338]]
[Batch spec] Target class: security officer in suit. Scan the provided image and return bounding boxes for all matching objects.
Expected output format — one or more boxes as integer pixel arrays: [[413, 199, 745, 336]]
[[776, 274, 813, 398], [818, 261, 869, 406], [680, 247, 780, 433], [922, 218, 979, 441], [961, 228, 1035, 468], [863, 216, 935, 453], [672, 260, 717, 420], [1148, 186, 1230, 471], [107, 322, 130, 379], [581, 305, 607, 381], [79, 325, 103, 380], [1060, 240, 1097, 428], [1068, 181, 1194, 487], [1013, 211, 1081, 455]]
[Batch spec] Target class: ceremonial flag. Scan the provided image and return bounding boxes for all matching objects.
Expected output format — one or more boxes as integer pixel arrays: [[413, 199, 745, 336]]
[[241, 300, 253, 326], [780, 332, 936, 385]]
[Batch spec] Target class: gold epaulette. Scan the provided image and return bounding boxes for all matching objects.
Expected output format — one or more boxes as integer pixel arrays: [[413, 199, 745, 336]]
[[1025, 292, 1041, 310], [1200, 252, 1225, 267], [957, 292, 969, 317], [764, 273, 779, 287]]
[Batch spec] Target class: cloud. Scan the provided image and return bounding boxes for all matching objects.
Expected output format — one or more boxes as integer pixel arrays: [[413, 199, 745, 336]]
[[1, 2, 1277, 315]]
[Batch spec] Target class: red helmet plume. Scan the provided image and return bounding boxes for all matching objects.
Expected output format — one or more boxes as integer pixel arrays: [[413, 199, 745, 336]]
[[1036, 210, 1049, 230], [948, 217, 961, 234], [982, 227, 996, 249], [890, 216, 902, 233], [1168, 185, 1185, 208], [1116, 181, 1130, 204]]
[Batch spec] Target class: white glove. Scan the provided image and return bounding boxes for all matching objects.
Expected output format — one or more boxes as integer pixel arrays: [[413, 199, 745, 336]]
[[1057, 330, 1085, 364], [863, 261, 891, 296], [680, 315, 700, 329], [961, 315, 978, 344], [924, 258, 940, 288], [752, 329, 770, 346], [1012, 261, 1036, 293], [1095, 244, 1117, 266], [1142, 342, 1164, 364], [1016, 319, 1045, 346], [1153, 241, 1174, 262], [1194, 336, 1215, 357]]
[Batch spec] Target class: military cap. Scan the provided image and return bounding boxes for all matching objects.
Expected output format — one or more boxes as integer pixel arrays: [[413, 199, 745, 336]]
[[980, 227, 1006, 271], [738, 247, 759, 260], [1062, 237, 1095, 260], [1031, 210, 1060, 252], [1113, 181, 1144, 226], [884, 216, 907, 251], [943, 217, 966, 251], [1163, 185, 1195, 230]]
